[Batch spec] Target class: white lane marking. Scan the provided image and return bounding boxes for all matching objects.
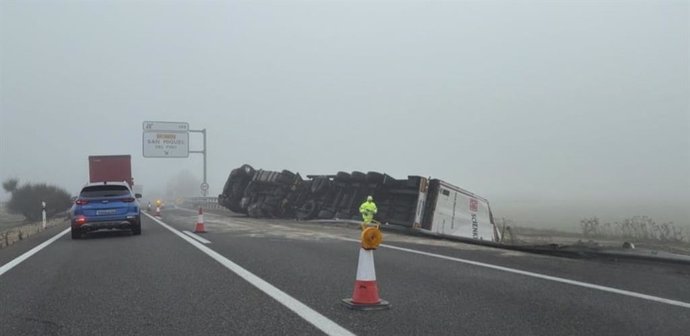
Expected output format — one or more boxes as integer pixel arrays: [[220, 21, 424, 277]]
[[183, 231, 211, 244], [149, 213, 690, 310], [338, 237, 690, 310], [0, 228, 70, 277], [144, 213, 355, 336]]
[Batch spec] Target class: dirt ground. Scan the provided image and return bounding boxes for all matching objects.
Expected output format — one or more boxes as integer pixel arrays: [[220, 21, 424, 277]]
[[0, 208, 25, 231], [505, 225, 690, 255]]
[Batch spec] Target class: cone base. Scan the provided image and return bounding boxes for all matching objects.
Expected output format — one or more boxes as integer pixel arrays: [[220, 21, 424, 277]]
[[194, 225, 206, 233], [341, 298, 390, 311]]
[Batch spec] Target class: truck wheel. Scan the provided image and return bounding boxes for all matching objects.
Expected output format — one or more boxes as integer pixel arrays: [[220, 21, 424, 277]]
[[335, 172, 351, 182], [248, 202, 264, 218], [335, 210, 351, 219], [317, 209, 334, 219], [296, 200, 318, 220], [351, 171, 366, 182], [366, 171, 384, 184], [277, 170, 296, 185], [71, 228, 82, 239], [311, 177, 329, 194]]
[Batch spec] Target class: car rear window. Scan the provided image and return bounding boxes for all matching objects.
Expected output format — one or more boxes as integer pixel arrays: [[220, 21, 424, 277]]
[[80, 185, 131, 198]]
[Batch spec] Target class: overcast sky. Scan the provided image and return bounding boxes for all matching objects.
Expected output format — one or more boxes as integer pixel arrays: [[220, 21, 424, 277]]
[[1, 0, 688, 230]]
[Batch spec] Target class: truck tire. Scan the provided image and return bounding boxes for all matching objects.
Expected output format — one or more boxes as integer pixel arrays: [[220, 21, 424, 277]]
[[382, 174, 397, 187], [335, 172, 351, 183], [247, 202, 263, 218], [311, 177, 329, 194], [335, 210, 351, 219], [366, 171, 384, 184], [296, 200, 318, 220], [240, 164, 255, 177], [317, 209, 334, 219], [277, 170, 296, 185], [351, 171, 366, 182]]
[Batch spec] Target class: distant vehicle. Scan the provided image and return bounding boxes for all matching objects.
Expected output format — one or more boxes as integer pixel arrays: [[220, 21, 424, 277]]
[[88, 155, 134, 187], [70, 181, 142, 239]]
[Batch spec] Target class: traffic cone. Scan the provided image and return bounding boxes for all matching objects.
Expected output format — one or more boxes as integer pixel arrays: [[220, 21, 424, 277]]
[[155, 206, 161, 217], [194, 207, 207, 233], [342, 248, 390, 310]]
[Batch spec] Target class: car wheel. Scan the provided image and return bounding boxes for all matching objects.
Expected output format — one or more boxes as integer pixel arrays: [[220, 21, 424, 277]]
[[71, 228, 82, 239], [132, 224, 142, 235]]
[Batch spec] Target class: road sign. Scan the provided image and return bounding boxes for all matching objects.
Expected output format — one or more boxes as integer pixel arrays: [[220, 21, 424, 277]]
[[143, 121, 189, 132], [142, 132, 190, 158], [200, 182, 209, 191]]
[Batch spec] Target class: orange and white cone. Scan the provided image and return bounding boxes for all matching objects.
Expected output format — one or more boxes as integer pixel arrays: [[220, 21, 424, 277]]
[[342, 248, 390, 310], [155, 206, 161, 217], [194, 207, 207, 233]]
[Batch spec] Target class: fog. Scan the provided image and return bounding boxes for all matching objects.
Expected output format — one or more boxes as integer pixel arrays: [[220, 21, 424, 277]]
[[1, 0, 688, 231]]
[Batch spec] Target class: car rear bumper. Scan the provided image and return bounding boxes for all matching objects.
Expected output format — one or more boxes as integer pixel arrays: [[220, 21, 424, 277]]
[[73, 218, 139, 232]]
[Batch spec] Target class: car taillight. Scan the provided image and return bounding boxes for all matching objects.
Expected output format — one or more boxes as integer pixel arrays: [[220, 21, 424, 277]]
[[75, 216, 87, 225], [75, 199, 89, 205]]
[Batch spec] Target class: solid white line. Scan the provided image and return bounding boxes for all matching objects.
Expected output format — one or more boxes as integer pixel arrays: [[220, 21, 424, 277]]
[[338, 237, 690, 310], [183, 230, 211, 244], [0, 228, 70, 277], [144, 213, 355, 336]]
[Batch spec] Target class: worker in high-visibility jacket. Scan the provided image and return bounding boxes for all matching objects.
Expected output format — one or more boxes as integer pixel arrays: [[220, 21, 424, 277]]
[[359, 195, 378, 225]]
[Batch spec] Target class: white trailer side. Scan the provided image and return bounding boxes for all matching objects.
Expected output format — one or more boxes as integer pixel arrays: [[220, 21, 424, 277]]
[[417, 179, 500, 242]]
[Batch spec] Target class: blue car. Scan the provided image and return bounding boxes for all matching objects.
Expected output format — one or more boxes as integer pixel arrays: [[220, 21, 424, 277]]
[[70, 182, 142, 239]]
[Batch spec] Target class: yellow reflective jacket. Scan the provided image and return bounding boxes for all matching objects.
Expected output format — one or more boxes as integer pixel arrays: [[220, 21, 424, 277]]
[[359, 201, 377, 216]]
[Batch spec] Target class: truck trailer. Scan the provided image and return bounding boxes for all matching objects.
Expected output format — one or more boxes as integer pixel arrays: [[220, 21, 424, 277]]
[[219, 164, 500, 242], [88, 155, 133, 187]]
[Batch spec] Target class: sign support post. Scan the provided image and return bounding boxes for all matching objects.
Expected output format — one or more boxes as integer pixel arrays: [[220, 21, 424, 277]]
[[190, 128, 208, 196], [142, 121, 209, 196]]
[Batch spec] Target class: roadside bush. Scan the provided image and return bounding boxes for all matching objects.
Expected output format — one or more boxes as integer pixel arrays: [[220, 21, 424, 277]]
[[581, 216, 688, 243], [3, 180, 72, 221]]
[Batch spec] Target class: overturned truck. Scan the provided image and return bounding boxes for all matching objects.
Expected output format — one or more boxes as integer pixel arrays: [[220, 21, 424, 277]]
[[219, 164, 501, 242]]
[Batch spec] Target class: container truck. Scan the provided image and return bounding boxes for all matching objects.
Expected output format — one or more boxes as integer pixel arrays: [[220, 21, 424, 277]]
[[88, 155, 134, 187]]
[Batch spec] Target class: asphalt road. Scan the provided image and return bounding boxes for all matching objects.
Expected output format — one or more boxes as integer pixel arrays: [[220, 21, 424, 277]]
[[1, 207, 688, 336]]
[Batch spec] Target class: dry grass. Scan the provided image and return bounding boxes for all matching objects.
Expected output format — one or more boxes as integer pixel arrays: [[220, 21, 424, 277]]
[[0, 204, 25, 230], [499, 220, 690, 256], [0, 205, 69, 249]]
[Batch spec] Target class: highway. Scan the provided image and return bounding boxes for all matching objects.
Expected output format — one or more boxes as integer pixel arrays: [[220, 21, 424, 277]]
[[1, 207, 688, 336]]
